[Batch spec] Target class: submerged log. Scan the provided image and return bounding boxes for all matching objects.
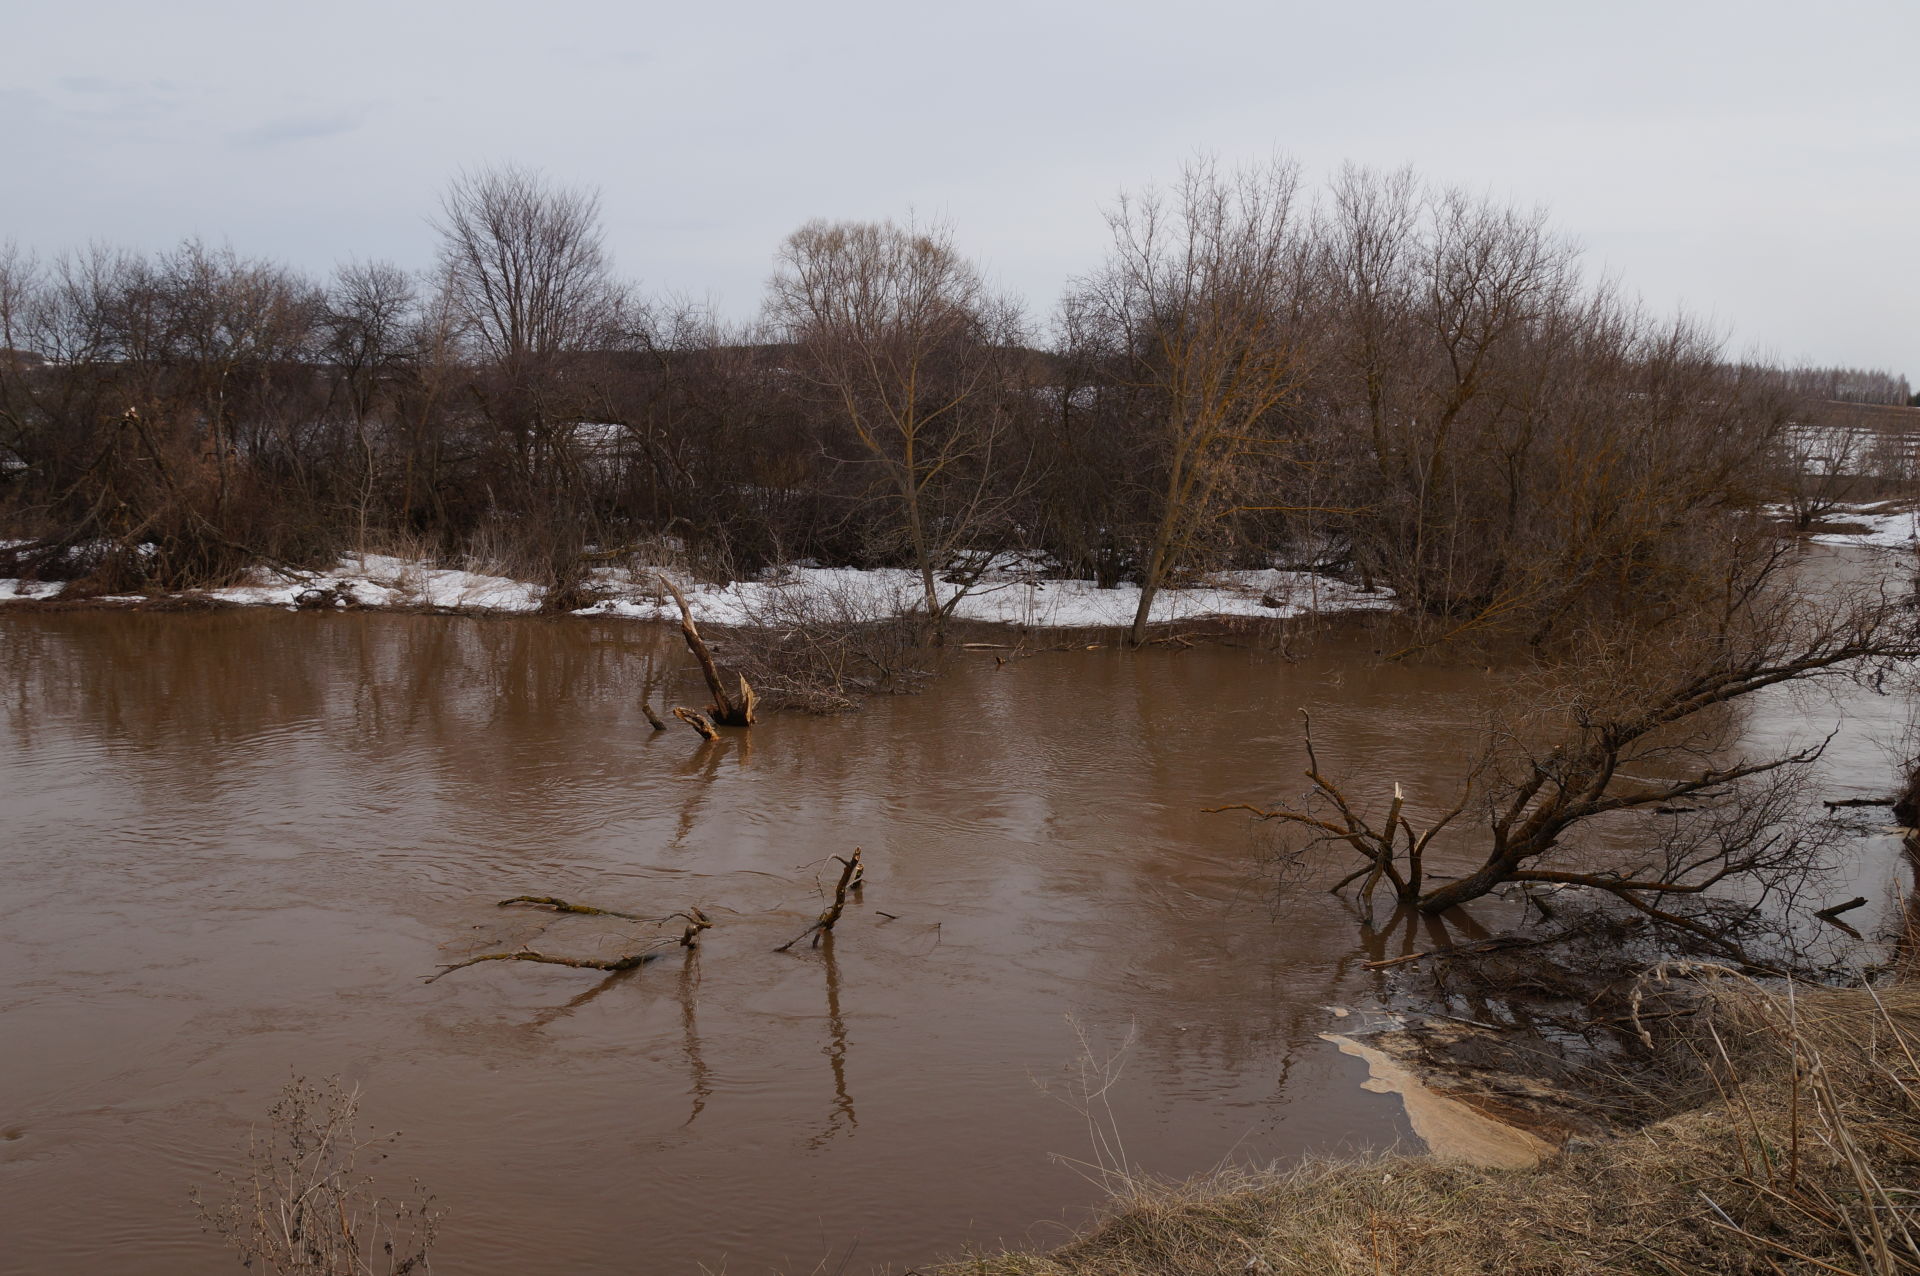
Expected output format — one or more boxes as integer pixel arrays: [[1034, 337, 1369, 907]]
[[658, 574, 755, 726]]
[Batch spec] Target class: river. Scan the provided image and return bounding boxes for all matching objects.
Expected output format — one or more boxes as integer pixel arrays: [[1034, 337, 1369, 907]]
[[0, 594, 1906, 1273]]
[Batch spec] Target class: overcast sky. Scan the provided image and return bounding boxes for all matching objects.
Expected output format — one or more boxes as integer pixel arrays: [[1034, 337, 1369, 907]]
[[5, 0, 1915, 374]]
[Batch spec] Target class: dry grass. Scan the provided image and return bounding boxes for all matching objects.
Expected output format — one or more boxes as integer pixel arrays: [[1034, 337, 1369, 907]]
[[956, 972, 1920, 1276], [193, 1076, 438, 1276]]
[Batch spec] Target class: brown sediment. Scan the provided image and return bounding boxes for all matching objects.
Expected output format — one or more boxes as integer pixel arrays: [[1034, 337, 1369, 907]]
[[1320, 1032, 1557, 1169]]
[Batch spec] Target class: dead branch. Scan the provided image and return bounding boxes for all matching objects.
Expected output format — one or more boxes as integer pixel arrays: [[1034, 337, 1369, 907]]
[[674, 907, 713, 947], [1814, 896, 1869, 940], [658, 573, 754, 726], [641, 699, 668, 731], [424, 947, 665, 983], [777, 849, 864, 952], [498, 895, 649, 921], [672, 706, 719, 740]]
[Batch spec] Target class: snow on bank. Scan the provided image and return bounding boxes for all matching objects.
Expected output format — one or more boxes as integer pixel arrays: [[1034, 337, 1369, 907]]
[[209, 554, 547, 612], [1809, 507, 1920, 551], [578, 565, 1390, 629], [0, 554, 1391, 629]]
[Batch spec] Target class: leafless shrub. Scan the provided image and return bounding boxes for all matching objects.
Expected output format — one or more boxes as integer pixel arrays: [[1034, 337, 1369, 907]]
[[192, 1076, 438, 1276], [722, 572, 933, 712]]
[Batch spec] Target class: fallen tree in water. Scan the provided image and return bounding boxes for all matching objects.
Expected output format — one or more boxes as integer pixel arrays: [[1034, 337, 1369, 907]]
[[1212, 549, 1920, 962]]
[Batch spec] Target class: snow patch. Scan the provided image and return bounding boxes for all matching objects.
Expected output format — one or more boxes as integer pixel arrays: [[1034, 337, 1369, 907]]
[[1, 552, 1391, 629]]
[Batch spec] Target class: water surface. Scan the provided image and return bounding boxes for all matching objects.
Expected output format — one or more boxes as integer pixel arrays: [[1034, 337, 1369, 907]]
[[0, 603, 1903, 1273]]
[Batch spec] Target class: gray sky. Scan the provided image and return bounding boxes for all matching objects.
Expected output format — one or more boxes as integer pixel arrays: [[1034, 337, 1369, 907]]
[[6, 0, 1916, 374]]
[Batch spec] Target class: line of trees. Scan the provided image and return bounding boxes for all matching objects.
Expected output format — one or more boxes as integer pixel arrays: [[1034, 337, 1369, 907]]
[[0, 159, 1906, 644]]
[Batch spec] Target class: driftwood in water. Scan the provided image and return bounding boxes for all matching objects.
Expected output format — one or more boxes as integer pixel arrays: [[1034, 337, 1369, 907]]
[[677, 907, 713, 947], [429, 902, 715, 981], [658, 574, 755, 726], [672, 706, 720, 740], [499, 895, 650, 921], [1814, 895, 1870, 939], [777, 849, 864, 952], [641, 700, 668, 731], [425, 947, 666, 982]]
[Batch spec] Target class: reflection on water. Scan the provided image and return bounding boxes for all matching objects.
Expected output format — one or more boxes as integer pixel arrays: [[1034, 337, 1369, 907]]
[[0, 604, 1905, 1274]]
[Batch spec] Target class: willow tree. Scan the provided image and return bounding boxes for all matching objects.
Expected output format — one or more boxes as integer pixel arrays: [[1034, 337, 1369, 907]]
[[768, 218, 1026, 642], [1065, 157, 1315, 646]]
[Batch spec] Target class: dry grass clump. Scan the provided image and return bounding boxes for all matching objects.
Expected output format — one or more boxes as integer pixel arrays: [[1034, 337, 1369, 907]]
[[957, 972, 1920, 1276], [193, 1076, 438, 1276]]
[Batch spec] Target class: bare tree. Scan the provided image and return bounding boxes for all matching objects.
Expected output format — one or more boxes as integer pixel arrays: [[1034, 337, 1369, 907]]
[[322, 260, 418, 553], [434, 165, 629, 586], [1773, 396, 1878, 531], [1064, 157, 1315, 646], [768, 217, 1028, 641], [435, 164, 622, 381]]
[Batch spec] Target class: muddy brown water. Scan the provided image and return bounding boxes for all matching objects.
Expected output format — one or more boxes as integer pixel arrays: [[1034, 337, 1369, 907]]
[[0, 600, 1907, 1275]]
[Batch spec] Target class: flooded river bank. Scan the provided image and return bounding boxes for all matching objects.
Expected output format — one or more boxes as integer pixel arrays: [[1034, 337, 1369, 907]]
[[0, 603, 1907, 1273]]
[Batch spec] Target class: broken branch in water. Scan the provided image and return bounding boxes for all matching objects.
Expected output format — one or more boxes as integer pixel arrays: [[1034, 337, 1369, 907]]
[[430, 901, 717, 980], [641, 699, 668, 731], [674, 908, 713, 947], [658, 573, 755, 726], [672, 706, 720, 741], [498, 895, 651, 921], [776, 849, 864, 952], [1814, 895, 1870, 939], [424, 947, 665, 983]]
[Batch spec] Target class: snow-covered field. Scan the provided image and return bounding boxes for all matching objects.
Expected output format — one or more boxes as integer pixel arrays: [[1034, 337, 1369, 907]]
[[0, 553, 1392, 629]]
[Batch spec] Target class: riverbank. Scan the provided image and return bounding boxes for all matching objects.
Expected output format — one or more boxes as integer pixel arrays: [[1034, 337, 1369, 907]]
[[958, 975, 1920, 1276], [0, 552, 1391, 631]]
